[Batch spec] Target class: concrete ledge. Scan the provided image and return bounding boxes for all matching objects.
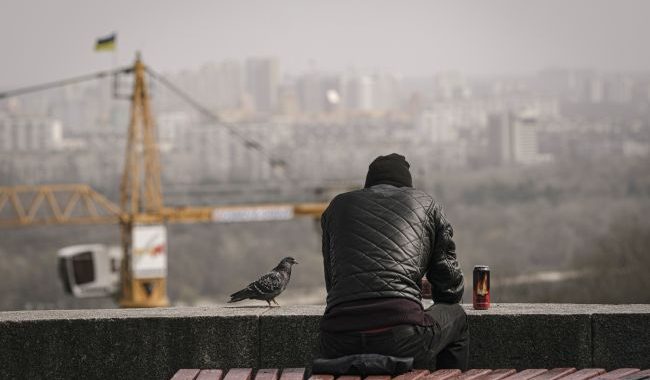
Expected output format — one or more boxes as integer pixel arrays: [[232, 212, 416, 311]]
[[260, 305, 324, 368], [0, 307, 261, 380], [592, 312, 650, 369], [465, 304, 649, 370], [0, 304, 648, 380], [468, 313, 592, 369]]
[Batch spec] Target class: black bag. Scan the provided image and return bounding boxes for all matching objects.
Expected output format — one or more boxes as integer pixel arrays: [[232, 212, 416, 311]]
[[311, 354, 414, 376]]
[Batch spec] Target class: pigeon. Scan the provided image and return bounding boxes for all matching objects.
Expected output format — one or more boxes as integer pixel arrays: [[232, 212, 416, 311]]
[[228, 257, 298, 306]]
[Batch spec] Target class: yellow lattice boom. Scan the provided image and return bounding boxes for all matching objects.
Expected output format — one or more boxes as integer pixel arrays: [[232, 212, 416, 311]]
[[0, 184, 328, 228], [0, 184, 123, 227]]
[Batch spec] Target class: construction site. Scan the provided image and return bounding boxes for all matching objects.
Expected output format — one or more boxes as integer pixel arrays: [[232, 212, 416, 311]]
[[0, 53, 334, 309], [1, 2, 650, 379]]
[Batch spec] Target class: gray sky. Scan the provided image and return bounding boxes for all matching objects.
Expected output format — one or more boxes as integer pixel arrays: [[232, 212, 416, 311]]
[[1, 0, 650, 87]]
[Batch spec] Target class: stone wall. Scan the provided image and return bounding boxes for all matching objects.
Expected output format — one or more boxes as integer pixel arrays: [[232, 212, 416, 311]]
[[0, 304, 648, 380]]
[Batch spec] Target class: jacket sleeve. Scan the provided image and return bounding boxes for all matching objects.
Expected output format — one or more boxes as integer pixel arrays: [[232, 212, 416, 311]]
[[321, 210, 333, 293], [426, 203, 464, 303]]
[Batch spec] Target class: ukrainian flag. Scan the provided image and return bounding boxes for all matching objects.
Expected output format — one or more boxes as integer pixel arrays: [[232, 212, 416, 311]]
[[95, 33, 116, 52]]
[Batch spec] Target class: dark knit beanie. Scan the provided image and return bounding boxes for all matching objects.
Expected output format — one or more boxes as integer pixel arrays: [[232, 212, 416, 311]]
[[364, 153, 413, 188]]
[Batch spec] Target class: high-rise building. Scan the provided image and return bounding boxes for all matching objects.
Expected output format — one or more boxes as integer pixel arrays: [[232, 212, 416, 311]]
[[294, 73, 341, 115], [340, 71, 402, 112], [277, 82, 300, 117], [195, 63, 220, 109], [321, 76, 342, 113], [157, 111, 192, 153], [487, 109, 552, 166], [487, 113, 511, 166], [604, 75, 634, 103], [341, 73, 374, 111], [245, 58, 280, 114], [418, 110, 457, 144], [297, 72, 325, 114], [358, 75, 374, 111], [511, 111, 541, 164], [372, 73, 402, 111], [433, 71, 470, 101], [0, 113, 61, 152], [217, 60, 244, 110]]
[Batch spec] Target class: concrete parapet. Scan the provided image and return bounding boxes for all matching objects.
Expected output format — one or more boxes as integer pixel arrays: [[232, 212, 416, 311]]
[[0, 304, 648, 380], [0, 307, 261, 380], [591, 310, 650, 369], [260, 305, 324, 369]]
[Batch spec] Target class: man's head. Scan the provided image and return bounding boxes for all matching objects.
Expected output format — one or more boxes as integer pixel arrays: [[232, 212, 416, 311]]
[[364, 153, 413, 188]]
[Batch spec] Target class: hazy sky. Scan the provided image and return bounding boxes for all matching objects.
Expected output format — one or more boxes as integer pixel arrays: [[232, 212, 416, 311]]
[[1, 0, 650, 87]]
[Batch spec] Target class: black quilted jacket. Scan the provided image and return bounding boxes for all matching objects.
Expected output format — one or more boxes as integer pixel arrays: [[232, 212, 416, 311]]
[[321, 184, 464, 311]]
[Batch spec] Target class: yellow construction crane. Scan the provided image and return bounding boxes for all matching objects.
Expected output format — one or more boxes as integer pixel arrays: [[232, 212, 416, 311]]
[[0, 54, 328, 307]]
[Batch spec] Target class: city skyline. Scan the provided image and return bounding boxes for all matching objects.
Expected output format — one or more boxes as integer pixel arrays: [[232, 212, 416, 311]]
[[1, 1, 650, 313], [2, 0, 650, 88]]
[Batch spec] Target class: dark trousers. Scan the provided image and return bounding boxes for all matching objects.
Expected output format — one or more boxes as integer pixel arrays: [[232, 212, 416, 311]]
[[319, 303, 469, 371]]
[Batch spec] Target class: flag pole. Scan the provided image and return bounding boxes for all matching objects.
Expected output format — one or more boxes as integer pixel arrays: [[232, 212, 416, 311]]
[[110, 36, 117, 128], [112, 32, 118, 70], [94, 32, 118, 127], [109, 32, 117, 128]]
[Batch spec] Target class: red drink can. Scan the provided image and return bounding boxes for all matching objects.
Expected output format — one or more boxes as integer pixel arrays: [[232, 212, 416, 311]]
[[473, 265, 490, 310]]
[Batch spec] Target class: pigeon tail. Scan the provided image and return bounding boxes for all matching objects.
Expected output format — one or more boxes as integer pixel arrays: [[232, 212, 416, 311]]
[[228, 287, 256, 303]]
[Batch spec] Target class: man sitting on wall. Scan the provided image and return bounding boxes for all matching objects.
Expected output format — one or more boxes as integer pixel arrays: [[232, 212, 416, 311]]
[[319, 153, 469, 370]]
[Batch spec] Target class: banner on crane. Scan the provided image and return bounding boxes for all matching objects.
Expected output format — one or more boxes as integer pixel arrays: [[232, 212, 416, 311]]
[[211, 205, 294, 223], [131, 224, 167, 279]]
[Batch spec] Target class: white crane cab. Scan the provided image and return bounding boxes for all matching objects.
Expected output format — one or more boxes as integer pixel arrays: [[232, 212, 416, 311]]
[[57, 244, 122, 298]]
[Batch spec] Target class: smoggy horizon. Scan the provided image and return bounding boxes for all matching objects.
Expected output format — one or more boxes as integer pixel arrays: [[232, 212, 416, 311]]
[[2, 0, 650, 88]]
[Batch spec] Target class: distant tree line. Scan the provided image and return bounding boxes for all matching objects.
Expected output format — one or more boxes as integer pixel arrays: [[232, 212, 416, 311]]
[[0, 155, 649, 310]]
